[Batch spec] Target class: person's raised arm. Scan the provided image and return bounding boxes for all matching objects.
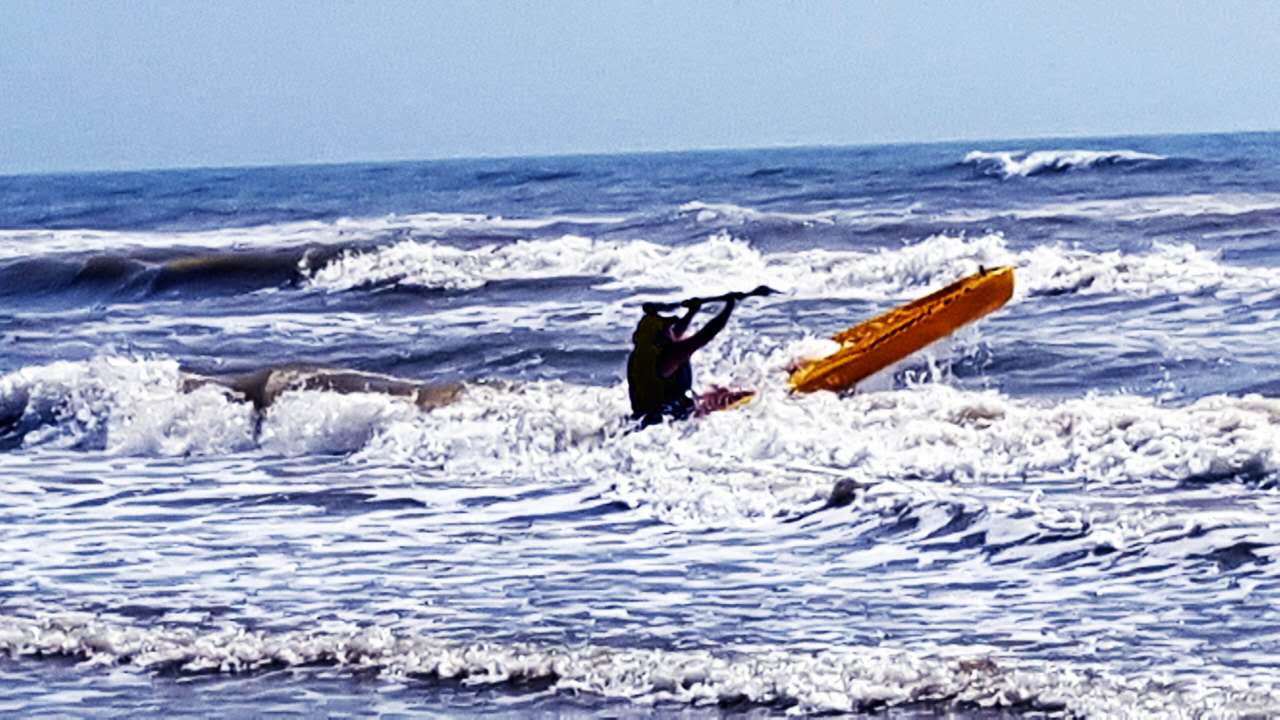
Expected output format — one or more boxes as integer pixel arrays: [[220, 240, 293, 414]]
[[669, 299, 701, 338], [658, 297, 736, 377]]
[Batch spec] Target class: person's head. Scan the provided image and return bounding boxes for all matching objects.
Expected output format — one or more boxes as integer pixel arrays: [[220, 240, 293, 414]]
[[634, 308, 678, 345]]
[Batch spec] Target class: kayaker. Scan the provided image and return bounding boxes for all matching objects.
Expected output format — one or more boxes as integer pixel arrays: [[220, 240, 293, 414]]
[[626, 295, 737, 426]]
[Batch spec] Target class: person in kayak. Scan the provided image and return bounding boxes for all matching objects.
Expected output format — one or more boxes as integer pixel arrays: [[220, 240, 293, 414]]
[[627, 295, 737, 426]]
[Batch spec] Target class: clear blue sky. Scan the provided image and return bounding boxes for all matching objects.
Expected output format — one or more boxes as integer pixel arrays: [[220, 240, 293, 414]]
[[3, 0, 1278, 174]]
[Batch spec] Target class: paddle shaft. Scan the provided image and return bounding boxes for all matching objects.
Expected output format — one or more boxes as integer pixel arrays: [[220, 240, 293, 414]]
[[643, 285, 777, 313]]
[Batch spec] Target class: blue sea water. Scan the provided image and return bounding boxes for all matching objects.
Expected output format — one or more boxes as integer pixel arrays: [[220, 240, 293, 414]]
[[2, 133, 1280, 717]]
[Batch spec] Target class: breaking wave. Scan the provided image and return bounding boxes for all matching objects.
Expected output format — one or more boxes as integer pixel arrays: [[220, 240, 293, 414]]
[[8, 198, 1275, 307], [7, 353, 1278, 522], [0, 248, 340, 301], [11, 347, 1248, 533], [306, 231, 1273, 301], [360, 362, 1280, 525], [0, 357, 417, 456], [4, 614, 1273, 716], [962, 149, 1168, 179]]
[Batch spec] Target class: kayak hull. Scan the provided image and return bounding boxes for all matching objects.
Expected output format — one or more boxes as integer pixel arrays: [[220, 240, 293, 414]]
[[788, 266, 1014, 394]]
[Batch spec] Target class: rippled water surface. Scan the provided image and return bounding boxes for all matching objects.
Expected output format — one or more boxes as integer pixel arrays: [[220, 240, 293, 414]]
[[3, 134, 1280, 717]]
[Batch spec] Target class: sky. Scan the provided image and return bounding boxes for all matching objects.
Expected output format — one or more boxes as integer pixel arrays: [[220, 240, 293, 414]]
[[2, 0, 1279, 174]]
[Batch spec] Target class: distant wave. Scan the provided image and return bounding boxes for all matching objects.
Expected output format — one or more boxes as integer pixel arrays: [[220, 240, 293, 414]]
[[963, 149, 1168, 178], [684, 191, 1280, 229], [678, 200, 918, 227], [473, 168, 583, 187], [0, 211, 629, 301], [6, 203, 1275, 305], [0, 212, 627, 262], [4, 614, 1269, 716], [0, 248, 338, 302], [7, 189, 1275, 280], [942, 192, 1280, 223]]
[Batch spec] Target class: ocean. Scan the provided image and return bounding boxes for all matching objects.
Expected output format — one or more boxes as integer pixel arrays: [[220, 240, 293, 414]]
[[2, 133, 1280, 717]]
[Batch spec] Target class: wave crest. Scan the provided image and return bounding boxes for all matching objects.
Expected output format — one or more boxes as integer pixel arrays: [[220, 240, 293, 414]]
[[963, 149, 1167, 178]]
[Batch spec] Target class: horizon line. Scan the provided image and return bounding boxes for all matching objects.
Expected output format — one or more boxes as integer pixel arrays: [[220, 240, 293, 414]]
[[5, 127, 1278, 180]]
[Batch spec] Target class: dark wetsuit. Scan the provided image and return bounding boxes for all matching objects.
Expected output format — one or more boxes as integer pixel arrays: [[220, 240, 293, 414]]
[[627, 314, 695, 426]]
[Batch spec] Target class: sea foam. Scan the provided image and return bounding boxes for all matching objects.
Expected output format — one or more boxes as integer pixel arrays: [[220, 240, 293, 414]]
[[3, 613, 1273, 717]]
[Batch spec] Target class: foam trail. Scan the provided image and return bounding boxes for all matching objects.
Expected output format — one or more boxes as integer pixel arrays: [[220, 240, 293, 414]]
[[963, 149, 1167, 178], [3, 614, 1272, 716]]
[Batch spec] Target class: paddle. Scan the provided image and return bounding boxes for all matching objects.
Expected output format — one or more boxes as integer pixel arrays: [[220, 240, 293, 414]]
[[642, 285, 779, 314]]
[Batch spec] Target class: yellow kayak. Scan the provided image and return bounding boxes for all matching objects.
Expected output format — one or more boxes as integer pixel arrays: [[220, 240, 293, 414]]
[[789, 266, 1015, 394]]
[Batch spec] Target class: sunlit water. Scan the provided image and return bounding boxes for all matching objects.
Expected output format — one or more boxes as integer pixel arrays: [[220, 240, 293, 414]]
[[3, 134, 1280, 717]]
